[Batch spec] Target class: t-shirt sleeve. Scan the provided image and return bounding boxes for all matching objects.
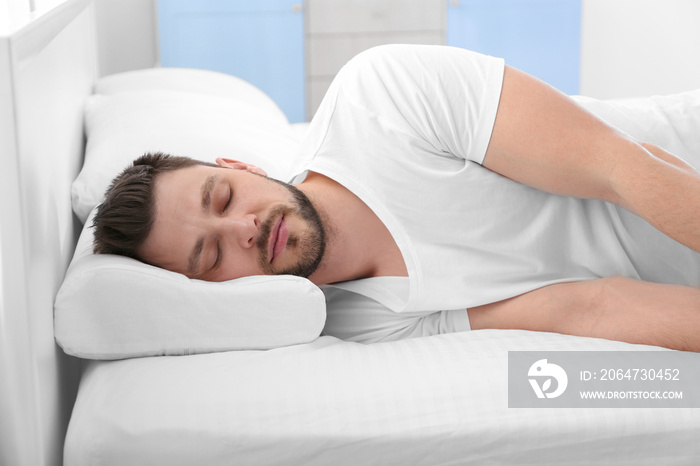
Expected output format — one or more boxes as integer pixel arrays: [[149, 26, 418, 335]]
[[327, 44, 506, 165], [322, 287, 471, 344]]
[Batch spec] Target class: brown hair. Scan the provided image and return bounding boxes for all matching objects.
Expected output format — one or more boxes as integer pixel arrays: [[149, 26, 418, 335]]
[[92, 152, 216, 258]]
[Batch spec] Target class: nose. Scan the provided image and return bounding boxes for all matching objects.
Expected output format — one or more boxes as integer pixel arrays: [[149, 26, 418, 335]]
[[221, 213, 260, 249]]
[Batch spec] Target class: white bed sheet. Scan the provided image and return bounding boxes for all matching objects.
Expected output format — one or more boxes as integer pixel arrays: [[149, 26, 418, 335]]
[[65, 330, 700, 465]]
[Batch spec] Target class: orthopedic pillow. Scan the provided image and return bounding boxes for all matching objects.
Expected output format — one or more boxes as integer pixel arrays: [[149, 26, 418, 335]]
[[55, 68, 325, 360]]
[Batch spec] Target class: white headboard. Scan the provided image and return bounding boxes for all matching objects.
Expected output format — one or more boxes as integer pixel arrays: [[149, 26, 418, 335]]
[[0, 1, 97, 465]]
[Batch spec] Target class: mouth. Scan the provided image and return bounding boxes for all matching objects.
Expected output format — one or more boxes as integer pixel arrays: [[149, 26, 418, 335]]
[[268, 214, 289, 264]]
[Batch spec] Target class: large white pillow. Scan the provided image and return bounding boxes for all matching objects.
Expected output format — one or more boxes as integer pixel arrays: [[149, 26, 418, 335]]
[[56, 67, 324, 360], [94, 67, 289, 126], [72, 88, 302, 223], [55, 209, 326, 360]]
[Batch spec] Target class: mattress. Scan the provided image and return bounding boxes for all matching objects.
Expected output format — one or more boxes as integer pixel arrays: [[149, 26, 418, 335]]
[[64, 330, 700, 465]]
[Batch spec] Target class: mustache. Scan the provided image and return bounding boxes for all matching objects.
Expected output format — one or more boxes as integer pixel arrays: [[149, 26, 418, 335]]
[[256, 205, 292, 265]]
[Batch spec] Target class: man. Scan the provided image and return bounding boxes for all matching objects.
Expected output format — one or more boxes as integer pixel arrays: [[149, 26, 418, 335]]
[[93, 45, 700, 350]]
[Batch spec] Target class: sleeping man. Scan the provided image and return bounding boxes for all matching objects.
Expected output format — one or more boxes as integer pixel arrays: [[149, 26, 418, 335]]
[[92, 45, 700, 351]]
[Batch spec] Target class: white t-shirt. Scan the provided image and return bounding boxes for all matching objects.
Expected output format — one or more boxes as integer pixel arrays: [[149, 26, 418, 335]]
[[291, 45, 700, 343]]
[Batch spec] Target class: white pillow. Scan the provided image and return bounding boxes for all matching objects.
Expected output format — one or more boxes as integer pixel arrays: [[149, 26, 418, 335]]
[[56, 68, 325, 360], [72, 89, 302, 223], [94, 67, 289, 127], [55, 208, 326, 360]]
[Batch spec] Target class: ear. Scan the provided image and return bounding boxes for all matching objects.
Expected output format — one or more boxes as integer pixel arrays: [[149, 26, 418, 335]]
[[215, 158, 267, 177]]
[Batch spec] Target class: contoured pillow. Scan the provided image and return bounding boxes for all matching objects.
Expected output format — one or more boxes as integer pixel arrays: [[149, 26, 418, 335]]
[[54, 209, 326, 360], [55, 68, 324, 360]]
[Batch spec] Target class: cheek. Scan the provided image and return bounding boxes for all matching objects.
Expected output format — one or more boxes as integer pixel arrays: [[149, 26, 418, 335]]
[[210, 250, 262, 282], [142, 212, 202, 274]]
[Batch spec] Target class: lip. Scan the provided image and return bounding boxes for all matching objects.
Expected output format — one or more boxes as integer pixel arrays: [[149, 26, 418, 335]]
[[269, 215, 289, 263]]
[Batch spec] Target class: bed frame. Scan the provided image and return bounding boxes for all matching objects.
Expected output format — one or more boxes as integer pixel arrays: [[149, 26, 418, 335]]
[[0, 1, 95, 464]]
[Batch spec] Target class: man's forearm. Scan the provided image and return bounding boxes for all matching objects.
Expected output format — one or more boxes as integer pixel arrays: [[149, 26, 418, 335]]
[[468, 277, 700, 352], [588, 277, 700, 352], [609, 142, 700, 254]]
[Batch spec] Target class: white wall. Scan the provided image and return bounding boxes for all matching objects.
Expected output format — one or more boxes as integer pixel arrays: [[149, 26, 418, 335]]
[[580, 0, 700, 99], [93, 0, 158, 76]]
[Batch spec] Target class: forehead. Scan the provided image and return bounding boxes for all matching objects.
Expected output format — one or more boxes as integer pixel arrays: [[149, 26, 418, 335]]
[[139, 165, 219, 273], [156, 164, 218, 198]]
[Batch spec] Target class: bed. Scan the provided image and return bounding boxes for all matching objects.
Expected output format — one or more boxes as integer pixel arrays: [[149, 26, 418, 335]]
[[3, 2, 700, 465]]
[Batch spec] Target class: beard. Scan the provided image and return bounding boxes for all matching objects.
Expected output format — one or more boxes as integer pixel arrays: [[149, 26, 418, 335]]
[[254, 178, 326, 278]]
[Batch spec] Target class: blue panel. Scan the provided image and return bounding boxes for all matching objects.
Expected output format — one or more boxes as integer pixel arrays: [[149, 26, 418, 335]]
[[447, 0, 581, 95], [159, 0, 305, 122]]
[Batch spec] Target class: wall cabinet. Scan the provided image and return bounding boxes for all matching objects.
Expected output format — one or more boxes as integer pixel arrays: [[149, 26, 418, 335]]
[[305, 0, 445, 119]]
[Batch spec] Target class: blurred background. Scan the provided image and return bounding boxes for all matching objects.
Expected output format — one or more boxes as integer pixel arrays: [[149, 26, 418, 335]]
[[6, 0, 700, 123]]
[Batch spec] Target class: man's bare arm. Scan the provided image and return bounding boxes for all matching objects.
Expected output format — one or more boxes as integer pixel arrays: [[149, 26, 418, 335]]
[[483, 66, 700, 253], [467, 278, 700, 352]]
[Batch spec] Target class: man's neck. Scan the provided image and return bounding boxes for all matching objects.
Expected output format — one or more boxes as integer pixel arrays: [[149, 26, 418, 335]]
[[296, 172, 407, 285]]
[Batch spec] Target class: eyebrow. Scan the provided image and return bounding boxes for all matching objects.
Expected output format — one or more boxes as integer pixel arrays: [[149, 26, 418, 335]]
[[188, 174, 219, 276], [201, 174, 219, 211], [188, 236, 205, 277]]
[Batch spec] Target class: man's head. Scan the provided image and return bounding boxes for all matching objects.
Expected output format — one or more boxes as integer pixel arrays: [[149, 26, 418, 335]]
[[93, 152, 326, 281]]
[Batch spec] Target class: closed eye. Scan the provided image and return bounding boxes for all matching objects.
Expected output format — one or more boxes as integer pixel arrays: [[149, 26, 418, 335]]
[[209, 186, 231, 274], [222, 186, 233, 213], [212, 240, 222, 271]]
